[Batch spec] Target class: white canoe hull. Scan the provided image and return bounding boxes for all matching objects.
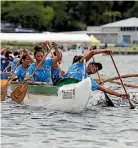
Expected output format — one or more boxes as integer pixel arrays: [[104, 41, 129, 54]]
[[23, 77, 91, 113]]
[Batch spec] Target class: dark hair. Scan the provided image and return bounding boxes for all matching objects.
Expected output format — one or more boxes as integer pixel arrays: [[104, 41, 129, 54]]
[[20, 55, 27, 64], [34, 45, 42, 51], [13, 51, 20, 57], [51, 51, 56, 57], [92, 46, 97, 50], [5, 51, 12, 59], [34, 45, 44, 56], [72, 55, 83, 64], [9, 56, 14, 62], [34, 49, 44, 56], [51, 51, 62, 56], [96, 63, 102, 70], [89, 62, 103, 71]]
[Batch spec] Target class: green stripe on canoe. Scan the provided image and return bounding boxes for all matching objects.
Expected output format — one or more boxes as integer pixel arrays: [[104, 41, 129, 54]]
[[10, 78, 79, 96], [11, 84, 58, 96], [56, 78, 79, 87]]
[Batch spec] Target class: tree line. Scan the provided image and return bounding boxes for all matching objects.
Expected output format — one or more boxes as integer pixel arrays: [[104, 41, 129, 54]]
[[1, 1, 138, 32]]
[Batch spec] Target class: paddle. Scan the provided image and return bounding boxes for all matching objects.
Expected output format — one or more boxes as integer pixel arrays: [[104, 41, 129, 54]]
[[1, 51, 24, 101], [109, 53, 135, 109], [10, 44, 54, 103], [92, 57, 115, 107]]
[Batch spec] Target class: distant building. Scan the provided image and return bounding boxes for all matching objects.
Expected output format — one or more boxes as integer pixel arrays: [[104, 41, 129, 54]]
[[59, 17, 138, 45], [88, 17, 138, 44], [1, 22, 38, 33]]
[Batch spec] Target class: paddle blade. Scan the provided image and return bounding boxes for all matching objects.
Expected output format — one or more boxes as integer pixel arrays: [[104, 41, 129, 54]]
[[129, 100, 135, 109], [1, 85, 8, 101], [104, 92, 115, 107], [1, 80, 8, 101], [10, 84, 28, 103]]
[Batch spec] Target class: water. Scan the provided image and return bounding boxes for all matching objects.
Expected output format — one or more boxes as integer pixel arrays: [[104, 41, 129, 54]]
[[1, 53, 138, 148]]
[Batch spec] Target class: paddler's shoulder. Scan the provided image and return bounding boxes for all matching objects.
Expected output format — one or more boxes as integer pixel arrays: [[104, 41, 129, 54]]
[[72, 61, 84, 67]]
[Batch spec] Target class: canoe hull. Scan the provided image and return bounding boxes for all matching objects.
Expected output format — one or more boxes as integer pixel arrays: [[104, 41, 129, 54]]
[[56, 77, 91, 113], [10, 78, 91, 113]]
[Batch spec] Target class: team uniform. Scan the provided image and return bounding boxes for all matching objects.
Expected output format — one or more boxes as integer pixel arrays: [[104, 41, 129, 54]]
[[60, 62, 99, 91], [26, 58, 53, 83], [14, 64, 29, 82]]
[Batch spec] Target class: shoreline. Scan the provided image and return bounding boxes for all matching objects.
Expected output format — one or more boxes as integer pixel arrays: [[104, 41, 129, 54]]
[[112, 50, 138, 55]]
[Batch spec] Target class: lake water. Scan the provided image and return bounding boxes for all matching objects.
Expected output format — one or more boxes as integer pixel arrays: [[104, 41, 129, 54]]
[[1, 52, 138, 148]]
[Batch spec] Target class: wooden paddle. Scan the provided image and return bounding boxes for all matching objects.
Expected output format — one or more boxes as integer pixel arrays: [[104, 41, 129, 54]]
[[10, 44, 54, 103], [1, 51, 24, 101], [109, 53, 135, 109], [92, 57, 115, 107]]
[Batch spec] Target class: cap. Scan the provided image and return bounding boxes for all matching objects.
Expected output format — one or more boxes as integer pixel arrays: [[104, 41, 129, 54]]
[[88, 61, 97, 65], [88, 61, 103, 70]]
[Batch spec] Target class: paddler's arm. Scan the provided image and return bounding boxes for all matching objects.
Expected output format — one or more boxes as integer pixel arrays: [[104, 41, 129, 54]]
[[98, 85, 130, 99], [0, 46, 10, 54], [80, 47, 112, 62], [52, 42, 62, 64], [27, 53, 35, 63], [12, 67, 22, 81], [41, 41, 61, 64], [24, 65, 34, 81], [23, 49, 35, 63]]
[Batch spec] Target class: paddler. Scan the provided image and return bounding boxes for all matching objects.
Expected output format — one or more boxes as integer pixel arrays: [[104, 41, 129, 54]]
[[25, 41, 61, 83], [11, 49, 34, 82], [57, 46, 130, 100], [11, 49, 34, 71]]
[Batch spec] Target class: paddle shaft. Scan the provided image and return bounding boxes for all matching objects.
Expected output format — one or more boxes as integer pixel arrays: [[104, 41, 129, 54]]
[[110, 53, 135, 108], [110, 54, 127, 93], [92, 57, 115, 107]]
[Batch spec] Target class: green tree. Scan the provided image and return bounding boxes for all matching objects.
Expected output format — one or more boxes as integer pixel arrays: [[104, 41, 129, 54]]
[[1, 1, 54, 31], [1, 1, 138, 31], [103, 11, 122, 22], [124, 2, 138, 18]]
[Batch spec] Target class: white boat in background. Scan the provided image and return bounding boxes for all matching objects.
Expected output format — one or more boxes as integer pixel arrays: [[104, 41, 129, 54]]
[[1, 33, 91, 43], [10, 78, 91, 113]]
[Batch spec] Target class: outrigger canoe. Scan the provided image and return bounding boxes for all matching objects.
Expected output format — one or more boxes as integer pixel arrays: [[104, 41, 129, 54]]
[[10, 78, 91, 113]]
